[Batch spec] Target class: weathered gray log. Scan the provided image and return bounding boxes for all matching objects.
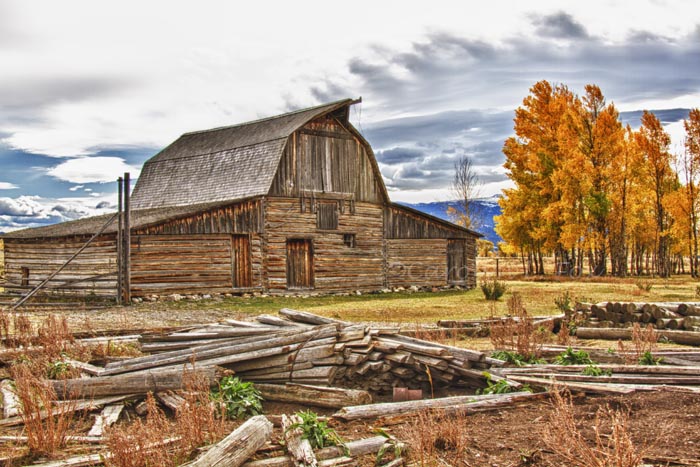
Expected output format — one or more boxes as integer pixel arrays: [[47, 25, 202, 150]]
[[0, 394, 134, 427], [87, 403, 124, 437], [103, 326, 337, 375], [1, 380, 19, 418], [256, 383, 371, 409], [279, 309, 349, 327], [504, 375, 636, 395], [185, 415, 273, 467], [256, 314, 302, 327], [51, 367, 216, 399], [283, 414, 318, 467], [502, 372, 700, 385], [156, 391, 187, 412], [332, 392, 529, 421], [575, 327, 700, 346], [497, 364, 700, 375], [228, 342, 338, 373]]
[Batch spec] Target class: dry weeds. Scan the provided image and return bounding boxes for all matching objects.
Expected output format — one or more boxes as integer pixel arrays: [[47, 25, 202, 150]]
[[10, 364, 79, 458], [397, 410, 470, 466], [543, 388, 646, 467], [618, 323, 658, 364], [489, 293, 553, 359]]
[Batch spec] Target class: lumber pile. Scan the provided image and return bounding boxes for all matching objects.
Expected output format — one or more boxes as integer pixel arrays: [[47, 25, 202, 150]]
[[576, 301, 700, 331], [121, 308, 502, 393]]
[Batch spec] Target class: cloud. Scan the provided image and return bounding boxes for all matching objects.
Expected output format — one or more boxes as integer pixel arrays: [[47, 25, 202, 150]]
[[46, 156, 141, 184], [0, 182, 18, 189], [0, 194, 113, 232], [532, 12, 589, 39], [68, 185, 84, 192]]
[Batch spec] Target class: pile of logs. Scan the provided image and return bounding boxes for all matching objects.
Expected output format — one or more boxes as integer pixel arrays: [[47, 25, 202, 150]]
[[577, 301, 700, 331], [111, 308, 504, 394]]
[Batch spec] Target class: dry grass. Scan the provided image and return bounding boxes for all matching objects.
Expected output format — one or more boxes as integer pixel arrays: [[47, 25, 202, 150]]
[[488, 293, 553, 359], [175, 367, 226, 450], [618, 323, 658, 364], [105, 394, 182, 467], [10, 364, 79, 458], [397, 410, 470, 466], [543, 388, 646, 467]]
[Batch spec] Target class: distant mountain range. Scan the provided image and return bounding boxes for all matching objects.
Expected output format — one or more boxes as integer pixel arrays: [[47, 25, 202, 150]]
[[401, 196, 503, 246]]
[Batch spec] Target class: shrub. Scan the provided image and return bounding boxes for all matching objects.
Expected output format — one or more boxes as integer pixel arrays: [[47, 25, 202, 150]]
[[554, 347, 594, 365], [581, 364, 612, 377], [638, 351, 663, 366], [481, 277, 507, 300], [397, 410, 469, 466], [476, 372, 524, 395], [634, 280, 653, 292], [618, 323, 659, 364], [212, 376, 263, 419], [289, 410, 343, 449], [490, 350, 544, 366]]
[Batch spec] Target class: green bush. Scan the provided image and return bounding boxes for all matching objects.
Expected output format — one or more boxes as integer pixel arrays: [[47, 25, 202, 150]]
[[481, 278, 507, 300], [289, 410, 343, 449], [581, 364, 612, 376], [491, 350, 545, 366], [554, 347, 594, 365], [638, 351, 663, 366], [212, 376, 263, 419]]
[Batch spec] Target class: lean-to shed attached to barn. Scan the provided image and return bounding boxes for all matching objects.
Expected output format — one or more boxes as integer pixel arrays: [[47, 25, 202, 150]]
[[2, 99, 481, 300]]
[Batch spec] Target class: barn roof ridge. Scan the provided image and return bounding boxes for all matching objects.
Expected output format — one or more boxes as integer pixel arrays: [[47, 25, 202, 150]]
[[180, 98, 359, 137]]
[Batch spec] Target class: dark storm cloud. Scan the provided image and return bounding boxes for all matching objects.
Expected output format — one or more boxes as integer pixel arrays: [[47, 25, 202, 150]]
[[620, 108, 691, 126], [332, 17, 700, 117], [533, 12, 589, 39], [376, 147, 426, 165]]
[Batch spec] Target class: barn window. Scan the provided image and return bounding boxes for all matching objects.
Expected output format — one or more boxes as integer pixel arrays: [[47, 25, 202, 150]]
[[343, 233, 356, 248], [316, 202, 338, 230]]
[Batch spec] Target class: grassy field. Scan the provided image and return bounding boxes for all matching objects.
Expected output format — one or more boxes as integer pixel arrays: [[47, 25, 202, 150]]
[[155, 275, 700, 325]]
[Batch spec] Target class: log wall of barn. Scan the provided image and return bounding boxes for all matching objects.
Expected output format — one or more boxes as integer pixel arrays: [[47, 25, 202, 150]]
[[386, 239, 448, 288], [130, 234, 263, 296], [264, 197, 385, 293], [385, 206, 478, 289], [3, 236, 118, 296], [269, 117, 384, 203]]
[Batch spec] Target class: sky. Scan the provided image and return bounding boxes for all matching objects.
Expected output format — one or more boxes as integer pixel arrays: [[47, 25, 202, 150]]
[[1, 0, 700, 231]]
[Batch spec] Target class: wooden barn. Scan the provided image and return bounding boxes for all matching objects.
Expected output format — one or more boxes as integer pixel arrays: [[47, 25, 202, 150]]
[[1, 99, 480, 301]]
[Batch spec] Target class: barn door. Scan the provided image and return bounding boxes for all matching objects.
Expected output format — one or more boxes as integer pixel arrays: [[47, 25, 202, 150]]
[[286, 239, 314, 289], [447, 239, 467, 284], [231, 235, 252, 288]]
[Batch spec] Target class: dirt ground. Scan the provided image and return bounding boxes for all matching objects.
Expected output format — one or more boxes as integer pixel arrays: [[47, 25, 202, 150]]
[[324, 391, 700, 467]]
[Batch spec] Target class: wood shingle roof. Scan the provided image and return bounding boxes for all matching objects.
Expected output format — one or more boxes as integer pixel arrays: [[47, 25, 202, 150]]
[[130, 98, 358, 209]]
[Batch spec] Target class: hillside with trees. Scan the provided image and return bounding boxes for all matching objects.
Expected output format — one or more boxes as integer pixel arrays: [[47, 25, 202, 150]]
[[496, 80, 700, 278]]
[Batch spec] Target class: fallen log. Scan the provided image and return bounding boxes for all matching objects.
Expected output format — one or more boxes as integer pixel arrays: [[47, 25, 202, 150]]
[[575, 327, 700, 346], [283, 414, 318, 467], [87, 403, 124, 437], [184, 415, 273, 467], [102, 326, 337, 375], [279, 309, 349, 327], [0, 379, 19, 418], [332, 392, 530, 421], [256, 383, 371, 409], [0, 394, 135, 427], [504, 375, 636, 395], [51, 367, 216, 399]]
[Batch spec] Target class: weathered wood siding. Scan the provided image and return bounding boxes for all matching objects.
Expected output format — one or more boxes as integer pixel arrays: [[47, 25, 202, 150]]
[[134, 200, 263, 235], [3, 236, 117, 295], [130, 234, 263, 296], [386, 205, 478, 289], [386, 239, 448, 288], [269, 116, 384, 203], [264, 197, 384, 293]]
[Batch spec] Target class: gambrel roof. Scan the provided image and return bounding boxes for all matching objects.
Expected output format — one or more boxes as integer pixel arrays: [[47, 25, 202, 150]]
[[131, 98, 364, 209]]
